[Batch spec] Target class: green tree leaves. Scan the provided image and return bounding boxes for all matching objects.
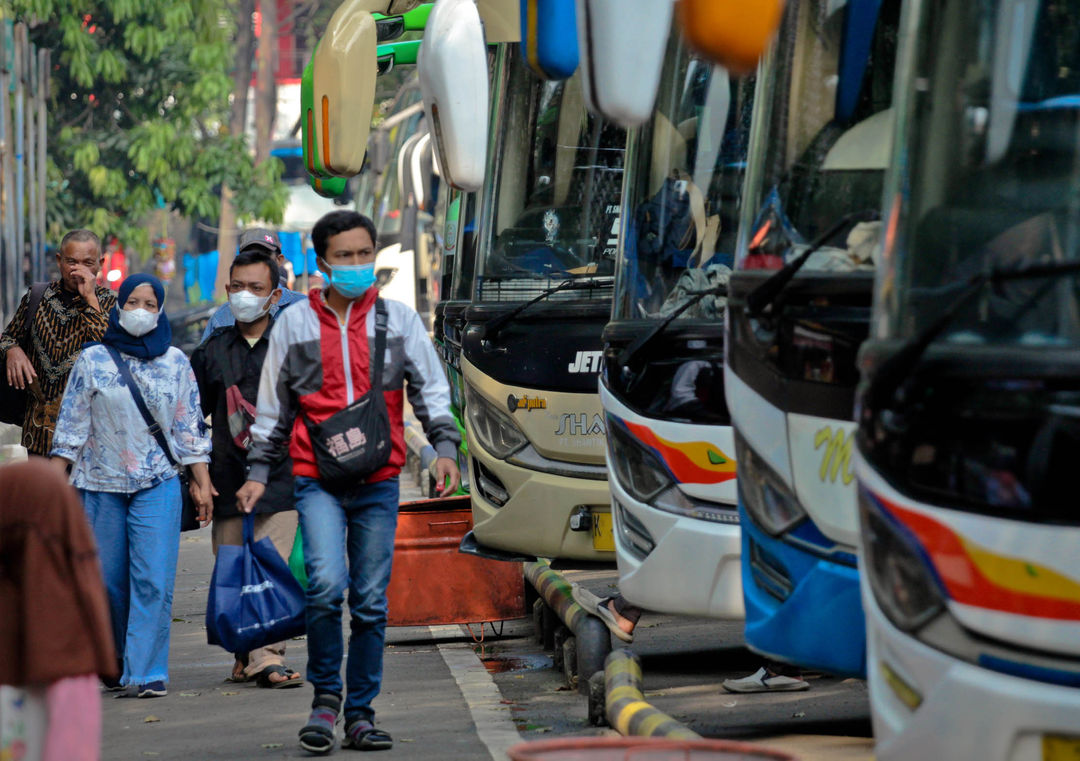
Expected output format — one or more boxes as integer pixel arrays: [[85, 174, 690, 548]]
[[11, 0, 286, 263]]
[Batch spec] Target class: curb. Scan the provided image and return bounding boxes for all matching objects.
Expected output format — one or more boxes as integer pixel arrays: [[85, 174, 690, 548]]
[[524, 561, 612, 694], [604, 649, 700, 740]]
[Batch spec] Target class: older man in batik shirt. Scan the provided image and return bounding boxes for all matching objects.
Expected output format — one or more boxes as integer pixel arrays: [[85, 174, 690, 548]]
[[0, 229, 116, 455]]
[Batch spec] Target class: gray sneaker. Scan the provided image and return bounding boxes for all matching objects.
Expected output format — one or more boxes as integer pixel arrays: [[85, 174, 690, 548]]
[[722, 667, 810, 693]]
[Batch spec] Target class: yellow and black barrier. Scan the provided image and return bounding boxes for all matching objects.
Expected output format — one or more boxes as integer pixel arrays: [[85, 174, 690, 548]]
[[604, 649, 700, 740], [524, 560, 612, 695]]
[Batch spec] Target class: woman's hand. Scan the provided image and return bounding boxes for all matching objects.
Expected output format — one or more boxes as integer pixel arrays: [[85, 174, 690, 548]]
[[187, 463, 217, 527]]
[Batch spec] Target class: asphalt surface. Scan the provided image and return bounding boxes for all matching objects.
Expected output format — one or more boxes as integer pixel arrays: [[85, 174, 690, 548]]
[[98, 476, 874, 761]]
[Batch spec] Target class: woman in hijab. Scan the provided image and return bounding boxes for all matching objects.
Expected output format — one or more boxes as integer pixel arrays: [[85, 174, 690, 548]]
[[50, 274, 213, 699]]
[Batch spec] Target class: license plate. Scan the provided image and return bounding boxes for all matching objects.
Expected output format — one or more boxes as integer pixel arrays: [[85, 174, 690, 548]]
[[1044, 735, 1080, 761], [592, 512, 614, 551]]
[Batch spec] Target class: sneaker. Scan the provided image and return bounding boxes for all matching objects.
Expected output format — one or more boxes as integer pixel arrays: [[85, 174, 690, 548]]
[[722, 667, 810, 693], [101, 675, 125, 692], [137, 681, 168, 698]]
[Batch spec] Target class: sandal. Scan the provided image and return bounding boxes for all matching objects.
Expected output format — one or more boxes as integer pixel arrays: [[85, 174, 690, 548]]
[[299, 694, 340, 754], [571, 584, 634, 643], [342, 718, 393, 751], [254, 664, 304, 689], [223, 651, 248, 682]]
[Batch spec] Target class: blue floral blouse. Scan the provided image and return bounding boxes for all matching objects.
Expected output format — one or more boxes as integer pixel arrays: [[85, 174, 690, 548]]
[[51, 345, 211, 493]]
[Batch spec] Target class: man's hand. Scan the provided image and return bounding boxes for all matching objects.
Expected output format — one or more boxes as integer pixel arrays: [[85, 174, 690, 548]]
[[70, 264, 101, 311], [434, 457, 460, 496], [189, 477, 218, 527], [5, 346, 37, 389], [236, 480, 267, 514]]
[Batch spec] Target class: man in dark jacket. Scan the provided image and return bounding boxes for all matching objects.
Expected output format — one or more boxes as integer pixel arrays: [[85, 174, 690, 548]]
[[190, 248, 303, 689]]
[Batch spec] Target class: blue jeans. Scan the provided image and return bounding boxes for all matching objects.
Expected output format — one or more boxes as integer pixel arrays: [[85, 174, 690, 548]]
[[295, 476, 399, 721], [80, 477, 181, 686]]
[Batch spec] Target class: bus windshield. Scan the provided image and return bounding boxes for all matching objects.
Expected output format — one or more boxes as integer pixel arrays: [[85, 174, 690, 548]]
[[611, 33, 754, 322], [878, 0, 1080, 347], [475, 47, 626, 302], [737, 0, 900, 273]]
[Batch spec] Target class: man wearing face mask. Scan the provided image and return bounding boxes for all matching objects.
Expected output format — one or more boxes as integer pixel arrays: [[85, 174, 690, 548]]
[[236, 210, 461, 754], [190, 250, 304, 689], [200, 228, 307, 343]]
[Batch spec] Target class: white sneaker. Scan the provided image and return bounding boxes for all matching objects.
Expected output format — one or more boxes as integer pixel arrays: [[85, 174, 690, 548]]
[[722, 667, 810, 693]]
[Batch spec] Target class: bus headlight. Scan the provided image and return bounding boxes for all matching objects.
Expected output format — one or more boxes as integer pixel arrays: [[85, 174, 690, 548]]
[[607, 418, 672, 502], [859, 490, 945, 633], [734, 432, 806, 536], [464, 384, 527, 459], [609, 419, 739, 523]]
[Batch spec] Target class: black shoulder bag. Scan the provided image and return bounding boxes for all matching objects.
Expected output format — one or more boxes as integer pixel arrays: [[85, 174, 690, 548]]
[[302, 298, 391, 492], [105, 345, 200, 531], [0, 282, 48, 426]]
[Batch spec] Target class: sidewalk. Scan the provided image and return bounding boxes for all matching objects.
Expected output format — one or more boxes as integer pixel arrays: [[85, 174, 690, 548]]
[[100, 523, 500, 761]]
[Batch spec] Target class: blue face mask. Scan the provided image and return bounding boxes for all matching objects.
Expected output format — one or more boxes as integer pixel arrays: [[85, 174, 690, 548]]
[[325, 262, 376, 299]]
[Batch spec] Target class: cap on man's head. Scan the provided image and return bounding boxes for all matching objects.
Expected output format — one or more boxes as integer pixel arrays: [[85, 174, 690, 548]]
[[238, 228, 281, 255]]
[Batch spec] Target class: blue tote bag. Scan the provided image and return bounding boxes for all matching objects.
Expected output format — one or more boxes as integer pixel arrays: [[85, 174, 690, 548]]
[[206, 514, 307, 653]]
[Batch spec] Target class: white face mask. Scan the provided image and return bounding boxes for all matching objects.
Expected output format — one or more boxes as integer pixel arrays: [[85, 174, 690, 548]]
[[118, 307, 159, 337], [228, 290, 272, 323]]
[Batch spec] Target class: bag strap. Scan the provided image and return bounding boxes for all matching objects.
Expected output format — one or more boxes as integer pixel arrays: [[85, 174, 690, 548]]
[[104, 345, 179, 468], [243, 512, 254, 545], [219, 336, 244, 394], [300, 298, 389, 428], [19, 282, 47, 353], [371, 298, 388, 392]]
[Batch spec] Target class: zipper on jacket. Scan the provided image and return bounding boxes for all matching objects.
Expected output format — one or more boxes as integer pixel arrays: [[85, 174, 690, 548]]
[[341, 300, 355, 405]]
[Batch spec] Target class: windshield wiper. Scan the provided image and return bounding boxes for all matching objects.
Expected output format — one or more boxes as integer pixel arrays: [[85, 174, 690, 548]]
[[867, 257, 1080, 409], [617, 283, 726, 369], [746, 209, 880, 317], [481, 279, 601, 340]]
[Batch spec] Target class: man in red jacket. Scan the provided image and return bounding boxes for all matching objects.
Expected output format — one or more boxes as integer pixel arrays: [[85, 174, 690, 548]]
[[236, 211, 460, 754]]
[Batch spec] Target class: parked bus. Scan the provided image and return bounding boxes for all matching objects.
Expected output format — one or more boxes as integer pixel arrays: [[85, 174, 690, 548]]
[[600, 28, 754, 616], [457, 45, 627, 561], [855, 1, 1080, 757], [724, 0, 901, 677]]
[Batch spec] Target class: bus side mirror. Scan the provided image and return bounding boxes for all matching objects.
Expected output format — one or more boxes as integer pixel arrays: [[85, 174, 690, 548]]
[[309, 175, 350, 199], [675, 0, 783, 74], [419, 0, 489, 191], [577, 0, 673, 127], [477, 0, 521, 43], [519, 0, 578, 80], [367, 0, 426, 13], [302, 0, 377, 179], [374, 2, 433, 33]]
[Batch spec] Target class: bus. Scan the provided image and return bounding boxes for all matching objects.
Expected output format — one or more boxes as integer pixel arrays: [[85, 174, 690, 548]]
[[725, 0, 901, 677], [855, 1, 1080, 757]]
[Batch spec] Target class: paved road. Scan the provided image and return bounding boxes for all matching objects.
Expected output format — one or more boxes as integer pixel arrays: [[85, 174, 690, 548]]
[[100, 501, 873, 761]]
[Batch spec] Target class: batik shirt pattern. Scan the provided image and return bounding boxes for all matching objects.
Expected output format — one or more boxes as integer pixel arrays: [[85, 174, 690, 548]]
[[0, 281, 116, 455], [51, 345, 211, 494]]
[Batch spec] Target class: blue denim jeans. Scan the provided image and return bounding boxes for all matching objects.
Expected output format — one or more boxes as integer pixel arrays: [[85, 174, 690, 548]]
[[294, 476, 399, 722], [80, 476, 181, 686]]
